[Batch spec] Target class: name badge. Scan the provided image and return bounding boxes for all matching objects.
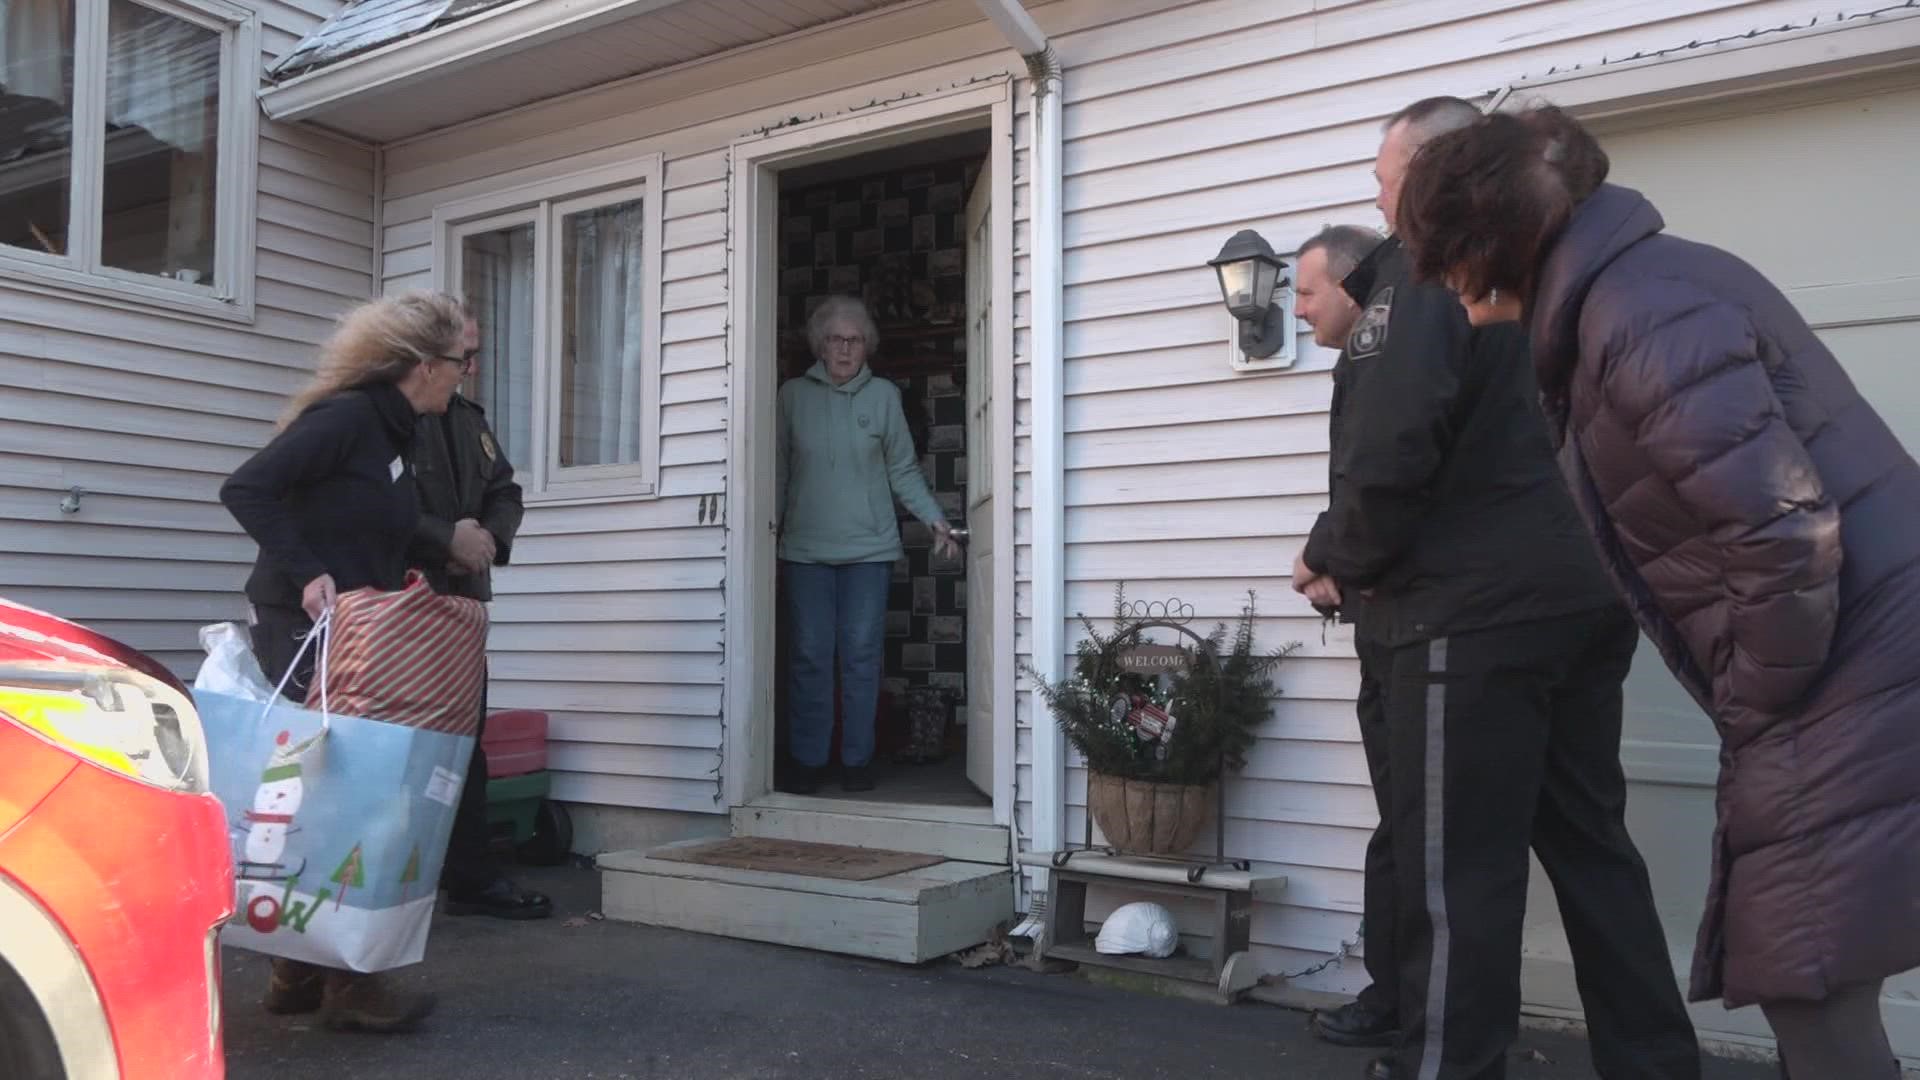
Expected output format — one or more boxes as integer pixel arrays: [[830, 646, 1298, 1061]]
[[390, 455, 405, 482]]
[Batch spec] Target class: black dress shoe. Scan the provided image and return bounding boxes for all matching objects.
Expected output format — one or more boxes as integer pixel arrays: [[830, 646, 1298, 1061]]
[[841, 764, 875, 792], [1310, 999, 1401, 1048], [1364, 1056, 1403, 1080], [782, 764, 821, 795], [445, 878, 553, 920]]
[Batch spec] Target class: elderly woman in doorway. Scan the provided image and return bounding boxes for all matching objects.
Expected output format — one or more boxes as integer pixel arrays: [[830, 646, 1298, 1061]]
[[1395, 104, 1920, 1080], [777, 295, 959, 794]]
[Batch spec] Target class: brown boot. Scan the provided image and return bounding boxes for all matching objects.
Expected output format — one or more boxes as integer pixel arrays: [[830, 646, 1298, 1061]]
[[263, 958, 325, 1015], [319, 971, 437, 1034]]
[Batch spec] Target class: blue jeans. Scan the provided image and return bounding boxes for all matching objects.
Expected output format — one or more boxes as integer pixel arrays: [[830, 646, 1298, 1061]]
[[783, 560, 892, 769]]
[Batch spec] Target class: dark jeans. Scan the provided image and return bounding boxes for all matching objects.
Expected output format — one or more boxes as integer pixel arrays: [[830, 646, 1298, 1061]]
[[782, 560, 892, 769], [1388, 608, 1700, 1080], [249, 604, 496, 897]]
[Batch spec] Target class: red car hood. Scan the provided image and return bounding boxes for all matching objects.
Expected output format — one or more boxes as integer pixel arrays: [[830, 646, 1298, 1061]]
[[0, 598, 187, 692]]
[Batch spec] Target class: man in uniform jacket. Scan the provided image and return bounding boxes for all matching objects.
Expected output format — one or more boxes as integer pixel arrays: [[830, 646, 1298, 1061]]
[[1296, 97, 1698, 1080], [1293, 223, 1406, 1052], [409, 329, 550, 921]]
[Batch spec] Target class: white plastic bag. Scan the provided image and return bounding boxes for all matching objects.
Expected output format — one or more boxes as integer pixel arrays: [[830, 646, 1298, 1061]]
[[1095, 901, 1179, 958], [194, 621, 275, 703]]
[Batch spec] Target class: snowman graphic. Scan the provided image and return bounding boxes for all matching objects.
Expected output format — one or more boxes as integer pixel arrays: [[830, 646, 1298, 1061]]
[[235, 730, 308, 882]]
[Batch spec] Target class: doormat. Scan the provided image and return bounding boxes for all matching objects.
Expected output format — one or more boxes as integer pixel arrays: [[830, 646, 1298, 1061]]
[[651, 837, 943, 881]]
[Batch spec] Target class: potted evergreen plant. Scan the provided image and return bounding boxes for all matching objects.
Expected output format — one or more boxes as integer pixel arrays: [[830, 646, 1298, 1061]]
[[1026, 588, 1294, 857]]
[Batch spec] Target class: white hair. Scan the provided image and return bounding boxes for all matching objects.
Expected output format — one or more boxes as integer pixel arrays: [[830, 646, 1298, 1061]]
[[806, 295, 880, 360]]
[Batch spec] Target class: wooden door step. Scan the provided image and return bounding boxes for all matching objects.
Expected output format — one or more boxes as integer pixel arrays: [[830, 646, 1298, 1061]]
[[598, 839, 1014, 964]]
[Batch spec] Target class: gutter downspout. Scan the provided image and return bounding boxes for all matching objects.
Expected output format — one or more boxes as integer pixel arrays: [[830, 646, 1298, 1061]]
[[973, 0, 1066, 871]]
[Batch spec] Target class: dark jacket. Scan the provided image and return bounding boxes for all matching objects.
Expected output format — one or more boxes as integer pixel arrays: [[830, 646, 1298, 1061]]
[[1300, 237, 1616, 647], [222, 382, 420, 610], [408, 394, 523, 602], [1530, 183, 1920, 1007]]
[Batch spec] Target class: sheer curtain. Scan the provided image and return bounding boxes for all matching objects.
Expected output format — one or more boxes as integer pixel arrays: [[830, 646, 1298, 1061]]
[[0, 0, 71, 106], [2, 0, 219, 153], [461, 225, 535, 468], [104, 0, 218, 156], [562, 198, 646, 467]]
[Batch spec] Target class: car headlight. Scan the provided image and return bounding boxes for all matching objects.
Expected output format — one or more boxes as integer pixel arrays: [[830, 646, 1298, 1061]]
[[0, 662, 210, 794]]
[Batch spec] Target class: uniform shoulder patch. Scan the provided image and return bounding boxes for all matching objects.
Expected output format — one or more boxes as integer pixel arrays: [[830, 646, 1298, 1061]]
[[1347, 286, 1394, 359], [479, 430, 498, 464]]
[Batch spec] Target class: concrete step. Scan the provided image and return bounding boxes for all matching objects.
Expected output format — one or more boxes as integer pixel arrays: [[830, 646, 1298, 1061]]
[[598, 840, 1015, 964], [730, 802, 1009, 865]]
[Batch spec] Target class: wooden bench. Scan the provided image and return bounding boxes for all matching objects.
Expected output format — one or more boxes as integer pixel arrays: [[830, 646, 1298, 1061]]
[[1017, 851, 1287, 1001]]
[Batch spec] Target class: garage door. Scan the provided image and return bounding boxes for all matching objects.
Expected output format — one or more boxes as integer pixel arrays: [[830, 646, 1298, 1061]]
[[1517, 77, 1920, 1057]]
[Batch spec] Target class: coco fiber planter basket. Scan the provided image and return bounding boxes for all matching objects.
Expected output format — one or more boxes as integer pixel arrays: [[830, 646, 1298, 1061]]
[[1087, 771, 1216, 856]]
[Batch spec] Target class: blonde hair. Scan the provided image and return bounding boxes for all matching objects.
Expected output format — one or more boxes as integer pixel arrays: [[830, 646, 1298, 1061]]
[[279, 290, 469, 428]]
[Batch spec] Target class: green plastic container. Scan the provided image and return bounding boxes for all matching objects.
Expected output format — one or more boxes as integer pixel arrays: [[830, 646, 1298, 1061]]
[[485, 770, 551, 849]]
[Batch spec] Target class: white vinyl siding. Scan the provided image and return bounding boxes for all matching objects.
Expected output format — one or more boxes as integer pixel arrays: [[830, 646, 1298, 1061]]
[[1005, 0, 1833, 1001], [352, 0, 1862, 1030], [0, 0, 371, 675]]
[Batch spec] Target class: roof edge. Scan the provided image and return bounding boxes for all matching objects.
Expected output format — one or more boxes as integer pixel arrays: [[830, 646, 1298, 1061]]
[[257, 0, 683, 124], [1491, 2, 1920, 115]]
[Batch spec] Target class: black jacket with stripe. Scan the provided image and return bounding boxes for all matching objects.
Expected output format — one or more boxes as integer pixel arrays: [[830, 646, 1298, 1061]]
[[1299, 237, 1617, 647]]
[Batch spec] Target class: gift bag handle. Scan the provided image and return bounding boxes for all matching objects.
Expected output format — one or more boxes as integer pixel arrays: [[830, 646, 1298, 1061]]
[[259, 608, 333, 739]]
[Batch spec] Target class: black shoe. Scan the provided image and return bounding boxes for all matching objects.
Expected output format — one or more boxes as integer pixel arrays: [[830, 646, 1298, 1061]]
[[841, 764, 875, 792], [1364, 1056, 1402, 1080], [783, 764, 821, 795], [445, 877, 553, 920], [1310, 999, 1401, 1048]]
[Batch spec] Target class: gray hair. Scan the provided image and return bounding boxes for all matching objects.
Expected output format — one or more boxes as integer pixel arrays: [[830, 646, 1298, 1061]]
[[1299, 224, 1385, 284], [806, 295, 880, 360], [1385, 96, 1484, 150]]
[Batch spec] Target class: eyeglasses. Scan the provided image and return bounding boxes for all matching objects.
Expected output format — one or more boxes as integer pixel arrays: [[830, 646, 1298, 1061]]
[[822, 334, 865, 351], [436, 348, 479, 370]]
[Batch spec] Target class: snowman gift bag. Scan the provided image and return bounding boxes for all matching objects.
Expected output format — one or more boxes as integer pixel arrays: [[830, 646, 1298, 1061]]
[[193, 574, 488, 972]]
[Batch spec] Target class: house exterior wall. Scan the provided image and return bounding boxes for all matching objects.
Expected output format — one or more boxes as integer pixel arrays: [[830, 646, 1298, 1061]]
[[343, 0, 1862, 1031], [370, 0, 1178, 817], [1, 0, 374, 675], [1007, 0, 1831, 1000]]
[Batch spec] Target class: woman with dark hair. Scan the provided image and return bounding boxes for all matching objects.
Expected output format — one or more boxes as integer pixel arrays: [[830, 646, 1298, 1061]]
[[1396, 105, 1920, 1078]]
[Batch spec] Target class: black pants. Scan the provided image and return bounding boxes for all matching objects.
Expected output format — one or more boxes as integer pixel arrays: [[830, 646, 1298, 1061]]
[[1388, 608, 1699, 1080], [440, 678, 497, 897], [1355, 635, 1399, 1017], [249, 604, 497, 898]]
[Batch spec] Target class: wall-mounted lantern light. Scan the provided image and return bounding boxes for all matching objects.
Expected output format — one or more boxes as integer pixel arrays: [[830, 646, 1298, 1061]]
[[1209, 229, 1296, 371]]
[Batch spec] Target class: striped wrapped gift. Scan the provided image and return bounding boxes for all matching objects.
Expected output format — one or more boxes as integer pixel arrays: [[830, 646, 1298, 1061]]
[[307, 572, 488, 735]]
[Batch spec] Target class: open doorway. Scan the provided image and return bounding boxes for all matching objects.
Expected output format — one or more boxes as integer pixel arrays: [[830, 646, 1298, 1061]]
[[768, 131, 994, 810]]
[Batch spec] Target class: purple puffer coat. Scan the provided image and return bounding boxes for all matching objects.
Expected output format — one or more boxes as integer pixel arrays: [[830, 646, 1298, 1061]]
[[1528, 184, 1920, 1007]]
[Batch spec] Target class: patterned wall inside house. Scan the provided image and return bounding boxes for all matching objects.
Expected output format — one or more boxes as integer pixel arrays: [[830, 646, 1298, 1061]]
[[775, 154, 984, 755]]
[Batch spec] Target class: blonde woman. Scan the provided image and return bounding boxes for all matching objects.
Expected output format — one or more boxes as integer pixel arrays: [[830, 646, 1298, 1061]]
[[219, 289, 471, 1033]]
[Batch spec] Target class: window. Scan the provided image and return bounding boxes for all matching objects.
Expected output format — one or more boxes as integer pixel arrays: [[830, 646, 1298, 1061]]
[[0, 0, 258, 316], [437, 157, 665, 500]]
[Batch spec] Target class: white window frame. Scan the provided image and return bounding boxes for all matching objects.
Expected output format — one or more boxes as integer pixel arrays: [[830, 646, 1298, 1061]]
[[433, 154, 666, 503], [0, 0, 261, 321]]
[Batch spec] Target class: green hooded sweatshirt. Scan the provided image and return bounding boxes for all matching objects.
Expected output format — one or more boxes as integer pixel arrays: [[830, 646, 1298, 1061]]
[[776, 361, 945, 565]]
